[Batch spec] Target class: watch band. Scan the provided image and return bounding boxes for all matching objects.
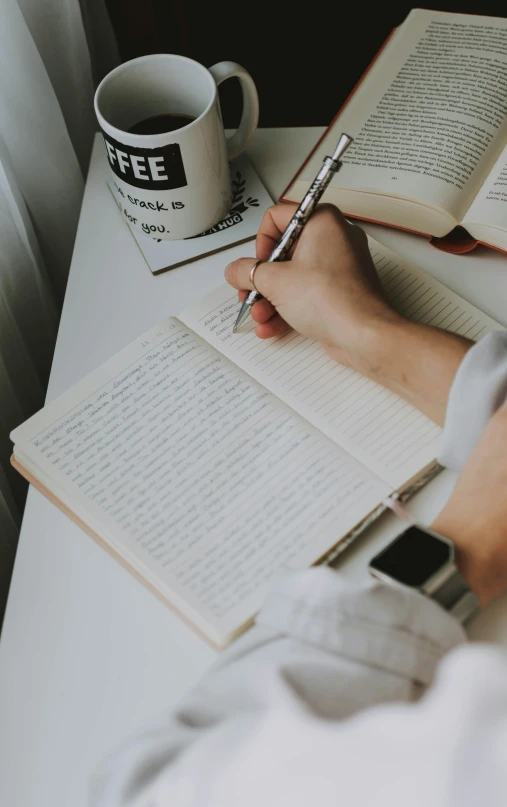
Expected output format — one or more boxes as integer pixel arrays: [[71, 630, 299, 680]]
[[428, 564, 480, 624]]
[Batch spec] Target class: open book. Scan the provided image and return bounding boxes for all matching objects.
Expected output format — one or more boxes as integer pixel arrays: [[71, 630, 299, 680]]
[[11, 236, 502, 647], [282, 9, 507, 254]]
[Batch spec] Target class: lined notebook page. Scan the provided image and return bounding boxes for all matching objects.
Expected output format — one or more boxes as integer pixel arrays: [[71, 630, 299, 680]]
[[12, 318, 388, 646], [180, 237, 502, 488]]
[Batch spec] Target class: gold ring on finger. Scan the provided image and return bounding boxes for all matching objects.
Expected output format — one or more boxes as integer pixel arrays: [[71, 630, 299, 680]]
[[249, 259, 263, 293]]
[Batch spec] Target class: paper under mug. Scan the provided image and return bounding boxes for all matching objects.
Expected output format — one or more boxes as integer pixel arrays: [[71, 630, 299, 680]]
[[94, 54, 259, 240]]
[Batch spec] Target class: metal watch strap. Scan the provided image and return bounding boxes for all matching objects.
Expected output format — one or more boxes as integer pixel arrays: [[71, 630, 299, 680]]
[[429, 565, 480, 624]]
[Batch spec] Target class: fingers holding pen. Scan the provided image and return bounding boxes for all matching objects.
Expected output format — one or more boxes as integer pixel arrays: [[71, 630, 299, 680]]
[[237, 291, 274, 323], [256, 204, 299, 261], [236, 286, 288, 337], [225, 255, 286, 336], [226, 253, 291, 339]]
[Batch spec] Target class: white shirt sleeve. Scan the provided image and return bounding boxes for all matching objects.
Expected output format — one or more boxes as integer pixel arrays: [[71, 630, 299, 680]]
[[439, 331, 507, 471], [94, 334, 507, 807], [94, 568, 506, 807]]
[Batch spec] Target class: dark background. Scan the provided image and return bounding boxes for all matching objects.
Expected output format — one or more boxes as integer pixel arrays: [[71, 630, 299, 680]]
[[104, 2, 507, 128]]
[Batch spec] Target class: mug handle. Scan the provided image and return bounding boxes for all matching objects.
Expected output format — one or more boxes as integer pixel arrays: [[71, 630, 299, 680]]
[[208, 61, 259, 160]]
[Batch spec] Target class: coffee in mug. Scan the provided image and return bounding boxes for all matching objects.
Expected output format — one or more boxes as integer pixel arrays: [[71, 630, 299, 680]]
[[128, 113, 197, 135], [94, 55, 259, 240]]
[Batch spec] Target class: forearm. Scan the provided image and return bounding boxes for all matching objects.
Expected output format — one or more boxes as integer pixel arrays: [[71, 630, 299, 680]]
[[349, 324, 507, 605], [343, 318, 472, 427]]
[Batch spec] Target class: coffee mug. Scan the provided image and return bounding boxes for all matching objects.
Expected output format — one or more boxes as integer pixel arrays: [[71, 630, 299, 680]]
[[94, 54, 259, 240]]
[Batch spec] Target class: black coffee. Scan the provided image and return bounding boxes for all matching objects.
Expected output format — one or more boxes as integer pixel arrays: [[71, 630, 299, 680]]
[[128, 113, 196, 135]]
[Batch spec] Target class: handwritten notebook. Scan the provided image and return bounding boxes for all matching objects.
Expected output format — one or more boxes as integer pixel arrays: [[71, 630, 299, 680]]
[[10, 237, 502, 647]]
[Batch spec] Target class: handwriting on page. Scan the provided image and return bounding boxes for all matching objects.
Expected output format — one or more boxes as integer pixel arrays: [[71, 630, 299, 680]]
[[31, 323, 377, 619], [186, 247, 494, 486]]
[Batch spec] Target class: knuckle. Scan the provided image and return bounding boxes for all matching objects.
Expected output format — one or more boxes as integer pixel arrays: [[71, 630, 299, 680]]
[[225, 258, 243, 285], [317, 202, 336, 214], [318, 202, 342, 218], [267, 202, 296, 220], [264, 204, 281, 221], [316, 203, 346, 228], [255, 261, 274, 295], [230, 258, 243, 277], [227, 258, 240, 277]]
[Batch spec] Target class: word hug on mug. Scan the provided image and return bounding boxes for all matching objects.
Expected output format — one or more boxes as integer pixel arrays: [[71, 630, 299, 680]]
[[101, 131, 188, 191]]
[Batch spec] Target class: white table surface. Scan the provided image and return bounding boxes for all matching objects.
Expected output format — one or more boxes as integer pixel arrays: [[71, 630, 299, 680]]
[[2, 127, 507, 807]]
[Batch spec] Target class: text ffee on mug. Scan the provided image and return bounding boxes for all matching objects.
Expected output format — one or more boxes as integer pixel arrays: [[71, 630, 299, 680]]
[[95, 54, 259, 240]]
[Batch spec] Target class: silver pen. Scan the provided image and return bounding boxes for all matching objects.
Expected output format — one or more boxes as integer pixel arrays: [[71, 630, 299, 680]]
[[232, 132, 353, 333]]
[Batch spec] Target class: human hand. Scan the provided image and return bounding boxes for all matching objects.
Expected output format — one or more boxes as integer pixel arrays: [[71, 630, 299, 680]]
[[225, 203, 472, 426], [432, 402, 507, 606], [225, 203, 398, 363]]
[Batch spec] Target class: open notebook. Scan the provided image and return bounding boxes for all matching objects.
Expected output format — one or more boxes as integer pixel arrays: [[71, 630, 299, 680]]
[[11, 236, 502, 647]]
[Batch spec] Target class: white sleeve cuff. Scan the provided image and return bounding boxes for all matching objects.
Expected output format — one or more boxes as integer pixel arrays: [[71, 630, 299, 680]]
[[256, 567, 465, 686], [439, 331, 507, 472]]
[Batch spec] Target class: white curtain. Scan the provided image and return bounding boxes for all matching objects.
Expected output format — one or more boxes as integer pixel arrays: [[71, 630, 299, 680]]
[[0, 0, 119, 620]]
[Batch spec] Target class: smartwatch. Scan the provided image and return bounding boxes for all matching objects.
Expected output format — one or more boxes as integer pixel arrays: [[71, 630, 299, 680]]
[[368, 524, 480, 624]]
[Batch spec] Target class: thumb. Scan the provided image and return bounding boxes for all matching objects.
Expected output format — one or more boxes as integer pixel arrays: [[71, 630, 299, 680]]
[[224, 256, 286, 299]]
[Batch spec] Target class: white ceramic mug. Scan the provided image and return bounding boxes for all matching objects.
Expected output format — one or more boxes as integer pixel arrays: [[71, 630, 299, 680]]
[[94, 54, 259, 240]]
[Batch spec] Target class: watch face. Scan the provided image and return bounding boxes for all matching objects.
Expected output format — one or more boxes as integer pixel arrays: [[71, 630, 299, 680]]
[[370, 526, 451, 587]]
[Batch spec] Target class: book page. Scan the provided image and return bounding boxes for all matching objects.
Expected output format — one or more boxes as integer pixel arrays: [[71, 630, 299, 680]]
[[12, 319, 388, 646], [180, 237, 503, 489], [462, 142, 507, 237], [298, 10, 507, 221]]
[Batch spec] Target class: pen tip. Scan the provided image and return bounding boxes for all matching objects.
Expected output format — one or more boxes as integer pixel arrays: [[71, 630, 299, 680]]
[[233, 301, 250, 333]]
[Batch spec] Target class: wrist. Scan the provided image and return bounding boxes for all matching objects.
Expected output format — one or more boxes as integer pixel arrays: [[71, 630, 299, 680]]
[[324, 310, 407, 375], [328, 316, 472, 426], [431, 511, 501, 607], [341, 314, 411, 378]]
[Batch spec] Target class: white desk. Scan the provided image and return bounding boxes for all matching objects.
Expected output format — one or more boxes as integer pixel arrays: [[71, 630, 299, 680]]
[[2, 128, 507, 807]]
